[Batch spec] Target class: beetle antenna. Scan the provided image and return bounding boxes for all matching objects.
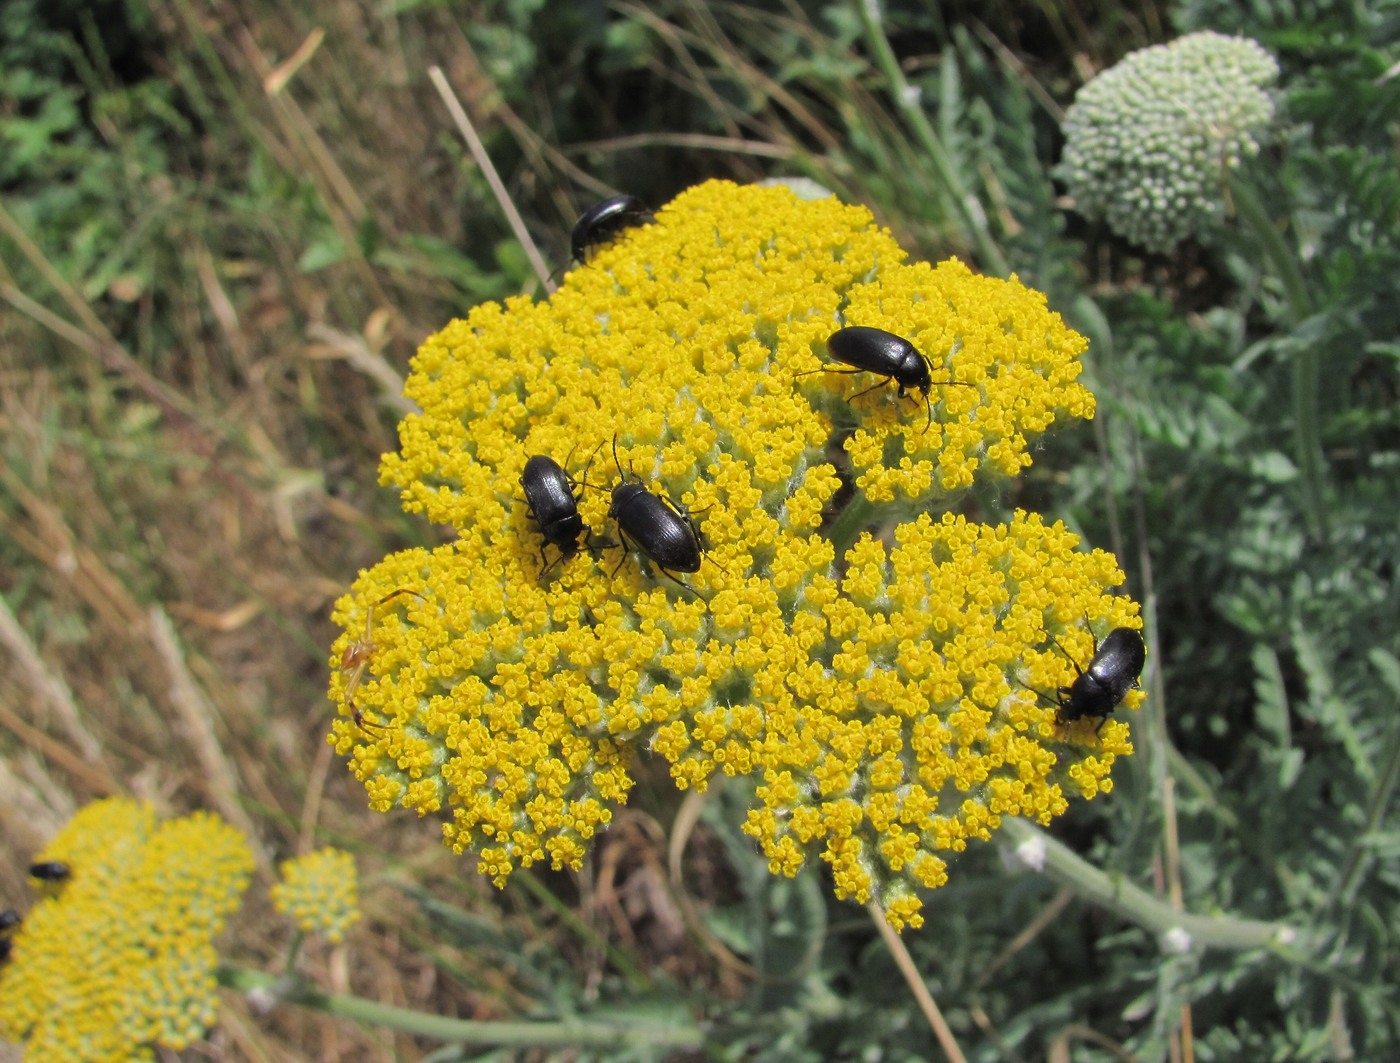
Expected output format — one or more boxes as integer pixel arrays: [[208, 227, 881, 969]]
[[581, 439, 605, 480], [571, 440, 609, 491], [611, 432, 634, 481], [1017, 678, 1060, 710], [1081, 613, 1101, 654]]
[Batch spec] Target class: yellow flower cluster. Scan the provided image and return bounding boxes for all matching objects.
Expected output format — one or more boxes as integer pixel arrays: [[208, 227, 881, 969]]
[[0, 798, 254, 1058], [329, 180, 1141, 930], [271, 848, 362, 944]]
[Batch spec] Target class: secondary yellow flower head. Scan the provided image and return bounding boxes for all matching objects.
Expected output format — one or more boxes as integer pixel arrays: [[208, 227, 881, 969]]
[[329, 180, 1141, 930], [0, 798, 254, 1058], [271, 848, 362, 943]]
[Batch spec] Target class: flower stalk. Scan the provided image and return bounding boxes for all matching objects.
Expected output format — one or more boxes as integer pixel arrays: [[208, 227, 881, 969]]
[[853, 0, 1009, 276], [1001, 817, 1304, 953], [1227, 174, 1328, 542], [220, 967, 707, 1049]]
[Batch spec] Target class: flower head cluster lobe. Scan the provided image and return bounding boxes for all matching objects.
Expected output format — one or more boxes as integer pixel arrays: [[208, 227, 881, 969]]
[[1059, 31, 1279, 252], [0, 798, 254, 1058], [330, 180, 1137, 929], [271, 848, 362, 943]]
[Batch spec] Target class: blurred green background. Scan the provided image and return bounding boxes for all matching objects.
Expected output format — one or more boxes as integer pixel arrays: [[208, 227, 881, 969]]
[[2, 0, 1397, 1058]]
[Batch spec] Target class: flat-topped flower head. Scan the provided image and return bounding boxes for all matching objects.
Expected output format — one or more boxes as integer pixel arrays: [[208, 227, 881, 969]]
[[0, 798, 254, 1056], [272, 848, 362, 944], [330, 180, 1140, 930], [1059, 31, 1279, 253]]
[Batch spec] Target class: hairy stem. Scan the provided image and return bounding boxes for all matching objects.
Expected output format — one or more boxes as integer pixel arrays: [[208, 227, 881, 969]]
[[853, 0, 1008, 276], [1228, 174, 1327, 541], [219, 967, 706, 1048], [1000, 818, 1305, 953]]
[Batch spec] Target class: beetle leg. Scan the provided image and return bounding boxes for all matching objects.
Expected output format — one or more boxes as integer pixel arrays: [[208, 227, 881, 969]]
[[608, 526, 634, 579], [658, 566, 706, 603], [847, 377, 895, 402], [538, 542, 559, 575]]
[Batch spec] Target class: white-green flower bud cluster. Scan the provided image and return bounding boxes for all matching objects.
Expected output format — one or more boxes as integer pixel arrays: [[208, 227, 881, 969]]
[[1059, 31, 1279, 253]]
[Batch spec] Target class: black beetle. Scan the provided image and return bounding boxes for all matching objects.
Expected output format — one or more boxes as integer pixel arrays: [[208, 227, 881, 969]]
[[0, 938, 10, 964], [571, 195, 653, 263], [0, 909, 18, 933], [799, 325, 975, 431], [28, 861, 70, 883], [606, 436, 706, 599], [1033, 627, 1146, 734], [521, 454, 592, 573]]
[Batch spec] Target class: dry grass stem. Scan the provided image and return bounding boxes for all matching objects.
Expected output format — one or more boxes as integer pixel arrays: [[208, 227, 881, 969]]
[[306, 322, 417, 415], [148, 605, 269, 869], [428, 65, 555, 292], [563, 132, 794, 159], [868, 902, 968, 1063], [0, 753, 69, 847], [0, 594, 104, 763]]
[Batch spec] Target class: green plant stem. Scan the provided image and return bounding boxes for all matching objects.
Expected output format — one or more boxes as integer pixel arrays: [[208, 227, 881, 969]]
[[1326, 704, 1400, 909], [1000, 818, 1304, 953], [1228, 176, 1311, 323], [1227, 175, 1328, 541], [853, 0, 1009, 277], [217, 967, 706, 1048], [824, 493, 876, 558], [515, 869, 652, 990], [282, 930, 304, 977]]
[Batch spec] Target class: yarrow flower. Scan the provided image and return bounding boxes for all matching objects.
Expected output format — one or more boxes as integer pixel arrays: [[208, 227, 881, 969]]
[[271, 848, 362, 943], [0, 798, 254, 1059], [1059, 31, 1279, 253], [329, 180, 1143, 930]]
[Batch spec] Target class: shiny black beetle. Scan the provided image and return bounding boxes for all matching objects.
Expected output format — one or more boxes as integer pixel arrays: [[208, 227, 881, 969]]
[[1040, 627, 1146, 734], [801, 325, 974, 431], [521, 454, 591, 573], [571, 195, 653, 263], [28, 861, 70, 883], [606, 436, 705, 599], [0, 908, 20, 965]]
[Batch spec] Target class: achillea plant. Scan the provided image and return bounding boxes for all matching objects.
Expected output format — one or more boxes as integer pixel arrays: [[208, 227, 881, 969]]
[[329, 180, 1143, 930], [1058, 31, 1279, 253], [0, 798, 254, 1058], [271, 848, 362, 944]]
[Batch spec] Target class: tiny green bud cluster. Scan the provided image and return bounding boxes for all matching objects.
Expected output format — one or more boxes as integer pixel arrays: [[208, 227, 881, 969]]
[[1059, 31, 1279, 253]]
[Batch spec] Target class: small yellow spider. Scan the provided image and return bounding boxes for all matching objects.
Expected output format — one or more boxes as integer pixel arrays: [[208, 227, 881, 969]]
[[338, 588, 422, 734]]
